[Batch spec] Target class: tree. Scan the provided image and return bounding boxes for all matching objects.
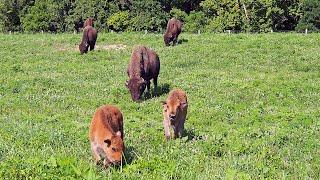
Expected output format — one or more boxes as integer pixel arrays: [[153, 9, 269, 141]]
[[0, 0, 34, 32], [296, 0, 320, 32], [21, 0, 69, 32], [201, 0, 245, 32], [66, 0, 110, 32], [128, 0, 168, 32]]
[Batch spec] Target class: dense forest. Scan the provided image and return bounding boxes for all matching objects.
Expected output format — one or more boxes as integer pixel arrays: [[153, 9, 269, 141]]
[[0, 0, 320, 33]]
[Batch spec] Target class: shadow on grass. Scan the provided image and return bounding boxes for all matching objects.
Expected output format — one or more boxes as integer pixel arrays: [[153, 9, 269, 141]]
[[182, 128, 207, 142], [177, 38, 188, 45], [122, 146, 135, 166], [143, 83, 170, 100]]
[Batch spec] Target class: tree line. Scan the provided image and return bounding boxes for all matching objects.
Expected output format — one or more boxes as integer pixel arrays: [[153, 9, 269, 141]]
[[0, 0, 319, 33]]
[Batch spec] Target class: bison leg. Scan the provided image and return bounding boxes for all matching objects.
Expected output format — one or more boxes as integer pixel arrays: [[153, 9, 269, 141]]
[[163, 119, 171, 140], [173, 37, 178, 46], [153, 77, 158, 88], [178, 108, 188, 137], [146, 80, 151, 93], [173, 124, 179, 139], [89, 44, 95, 51], [153, 77, 158, 95], [91, 143, 101, 164], [177, 118, 185, 138]]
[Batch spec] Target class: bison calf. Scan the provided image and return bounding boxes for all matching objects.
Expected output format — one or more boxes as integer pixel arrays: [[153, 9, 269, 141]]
[[89, 105, 124, 167], [126, 46, 160, 102], [79, 26, 97, 54], [162, 89, 188, 140], [164, 18, 182, 46]]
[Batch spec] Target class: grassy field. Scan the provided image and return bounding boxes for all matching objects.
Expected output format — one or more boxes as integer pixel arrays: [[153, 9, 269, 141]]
[[0, 32, 320, 179]]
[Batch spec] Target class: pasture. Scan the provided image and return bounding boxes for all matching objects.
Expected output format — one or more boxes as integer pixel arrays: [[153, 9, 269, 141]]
[[0, 32, 320, 179]]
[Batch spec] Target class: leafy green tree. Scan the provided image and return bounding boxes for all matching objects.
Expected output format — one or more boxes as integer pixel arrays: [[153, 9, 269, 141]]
[[271, 0, 303, 31], [169, 8, 187, 22], [159, 0, 202, 13], [0, 0, 34, 32], [296, 0, 320, 32], [21, 0, 68, 32], [128, 0, 168, 32], [184, 11, 206, 33], [107, 11, 129, 31], [66, 0, 110, 32], [201, 0, 245, 32]]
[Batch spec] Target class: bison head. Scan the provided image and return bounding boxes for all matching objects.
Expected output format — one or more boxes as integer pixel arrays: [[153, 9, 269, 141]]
[[125, 77, 146, 102], [103, 131, 124, 167], [79, 42, 89, 54], [162, 100, 187, 122]]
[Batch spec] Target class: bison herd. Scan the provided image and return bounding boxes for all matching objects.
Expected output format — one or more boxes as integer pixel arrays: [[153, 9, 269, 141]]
[[82, 17, 185, 168]]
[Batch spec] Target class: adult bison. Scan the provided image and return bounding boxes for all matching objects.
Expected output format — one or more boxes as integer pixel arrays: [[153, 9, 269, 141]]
[[79, 26, 97, 54], [163, 18, 182, 46], [83, 18, 94, 28], [126, 46, 160, 102]]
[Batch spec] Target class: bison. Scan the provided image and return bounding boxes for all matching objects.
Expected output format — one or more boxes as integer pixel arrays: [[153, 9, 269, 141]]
[[89, 105, 125, 168], [79, 26, 97, 54], [126, 46, 160, 102], [163, 18, 182, 46], [83, 18, 94, 28], [162, 89, 188, 140]]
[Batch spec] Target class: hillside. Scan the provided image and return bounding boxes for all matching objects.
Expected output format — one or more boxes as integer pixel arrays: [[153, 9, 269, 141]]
[[0, 33, 320, 178]]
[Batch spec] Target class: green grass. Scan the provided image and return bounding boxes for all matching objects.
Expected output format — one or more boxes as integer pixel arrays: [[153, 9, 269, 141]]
[[1, 32, 320, 179]]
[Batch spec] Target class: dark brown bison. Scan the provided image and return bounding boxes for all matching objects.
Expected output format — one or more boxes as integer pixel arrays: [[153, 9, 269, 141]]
[[163, 18, 182, 46], [83, 18, 94, 28], [126, 46, 160, 102], [79, 26, 97, 54]]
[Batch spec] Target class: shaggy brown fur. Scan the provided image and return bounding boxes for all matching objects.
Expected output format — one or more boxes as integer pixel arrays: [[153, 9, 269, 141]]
[[163, 18, 182, 46], [89, 105, 124, 168], [83, 18, 94, 28], [162, 89, 188, 140], [126, 46, 160, 102], [79, 26, 97, 54]]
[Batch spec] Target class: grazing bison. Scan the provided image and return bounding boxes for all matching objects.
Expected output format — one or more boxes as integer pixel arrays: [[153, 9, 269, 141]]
[[79, 26, 97, 54], [163, 18, 182, 46], [162, 89, 188, 140], [126, 46, 160, 102], [89, 105, 124, 167], [83, 18, 94, 28]]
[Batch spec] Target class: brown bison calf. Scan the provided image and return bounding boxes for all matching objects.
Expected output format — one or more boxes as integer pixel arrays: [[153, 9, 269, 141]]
[[162, 89, 188, 140], [79, 26, 97, 54], [163, 18, 182, 46], [89, 105, 124, 167], [126, 46, 160, 102], [83, 17, 94, 28]]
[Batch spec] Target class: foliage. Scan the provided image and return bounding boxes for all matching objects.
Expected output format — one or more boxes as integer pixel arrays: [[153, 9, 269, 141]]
[[65, 0, 110, 32], [296, 0, 320, 32], [159, 0, 203, 13], [21, 0, 66, 32], [169, 8, 187, 22], [128, 0, 168, 32], [107, 11, 129, 32], [1, 32, 320, 178], [201, 0, 244, 32], [0, 0, 317, 33], [0, 0, 34, 32], [184, 11, 206, 33]]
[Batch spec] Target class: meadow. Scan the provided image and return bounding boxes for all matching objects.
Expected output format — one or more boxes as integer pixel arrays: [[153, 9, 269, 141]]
[[0, 32, 320, 179]]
